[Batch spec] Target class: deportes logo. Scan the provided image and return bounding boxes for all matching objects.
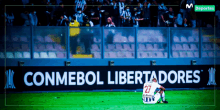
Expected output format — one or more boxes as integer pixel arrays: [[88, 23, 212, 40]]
[[207, 67, 217, 85], [4, 69, 16, 89]]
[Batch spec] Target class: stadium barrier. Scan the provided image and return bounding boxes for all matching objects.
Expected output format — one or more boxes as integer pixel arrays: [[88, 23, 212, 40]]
[[2, 65, 219, 92], [0, 26, 220, 66]]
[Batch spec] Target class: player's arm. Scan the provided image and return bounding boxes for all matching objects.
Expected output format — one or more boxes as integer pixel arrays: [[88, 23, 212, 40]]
[[142, 83, 146, 98], [142, 83, 145, 93], [159, 86, 165, 91]]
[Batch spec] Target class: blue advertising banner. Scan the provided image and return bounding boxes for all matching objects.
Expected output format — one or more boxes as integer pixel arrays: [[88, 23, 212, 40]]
[[1, 65, 219, 92]]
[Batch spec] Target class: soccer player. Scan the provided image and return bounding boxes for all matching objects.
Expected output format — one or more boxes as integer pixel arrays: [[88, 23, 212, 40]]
[[142, 78, 168, 104]]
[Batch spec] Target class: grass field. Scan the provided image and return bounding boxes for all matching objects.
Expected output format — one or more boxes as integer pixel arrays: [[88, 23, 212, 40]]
[[0, 90, 220, 110]]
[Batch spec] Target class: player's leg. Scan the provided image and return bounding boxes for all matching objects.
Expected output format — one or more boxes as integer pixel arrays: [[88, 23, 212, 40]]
[[153, 92, 161, 103], [159, 90, 168, 103]]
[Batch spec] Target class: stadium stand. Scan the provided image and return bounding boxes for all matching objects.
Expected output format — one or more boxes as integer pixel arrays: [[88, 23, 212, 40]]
[[2, 27, 219, 59]]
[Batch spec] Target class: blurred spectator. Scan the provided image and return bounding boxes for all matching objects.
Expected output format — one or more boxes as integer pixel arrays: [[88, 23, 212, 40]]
[[161, 7, 176, 27], [57, 15, 69, 26], [119, 1, 125, 15], [158, 1, 167, 27], [99, 4, 106, 26], [74, 8, 87, 26], [48, 0, 57, 21], [126, 0, 134, 13], [81, 28, 94, 54], [108, 0, 114, 5], [75, 0, 87, 13], [106, 17, 115, 44], [179, 0, 187, 21], [215, 6, 220, 28], [190, 7, 196, 28], [5, 10, 14, 26], [37, 0, 50, 26], [118, 1, 125, 26], [111, 0, 120, 27], [94, 0, 102, 6], [175, 12, 183, 27], [69, 16, 80, 54], [133, 0, 143, 8], [88, 9, 100, 27], [83, 15, 94, 27], [184, 18, 188, 27], [29, 9, 38, 26], [121, 6, 132, 27], [142, 1, 151, 27], [85, 0, 95, 15], [106, 17, 116, 27], [196, 0, 205, 27], [56, 3, 68, 19], [103, 1, 111, 16], [180, 0, 196, 25], [100, 1, 111, 26], [3, 0, 215, 28], [133, 7, 137, 15], [132, 9, 144, 27], [150, 0, 158, 27], [82, 11, 95, 54], [20, 9, 30, 26], [69, 17, 80, 36], [136, 2, 143, 15]]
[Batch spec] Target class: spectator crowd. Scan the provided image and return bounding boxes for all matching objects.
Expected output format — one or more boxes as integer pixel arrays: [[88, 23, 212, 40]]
[[2, 0, 220, 28]]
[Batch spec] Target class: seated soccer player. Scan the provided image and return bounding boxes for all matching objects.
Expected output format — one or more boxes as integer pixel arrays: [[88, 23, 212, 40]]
[[142, 78, 168, 104]]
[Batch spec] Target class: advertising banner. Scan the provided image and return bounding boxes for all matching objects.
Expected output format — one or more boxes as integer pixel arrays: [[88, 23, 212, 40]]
[[1, 65, 219, 92]]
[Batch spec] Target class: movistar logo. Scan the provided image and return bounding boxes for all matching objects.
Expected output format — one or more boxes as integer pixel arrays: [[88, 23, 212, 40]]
[[186, 3, 194, 9]]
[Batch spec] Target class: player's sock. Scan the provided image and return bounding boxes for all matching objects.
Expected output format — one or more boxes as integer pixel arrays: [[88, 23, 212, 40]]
[[161, 91, 165, 101]]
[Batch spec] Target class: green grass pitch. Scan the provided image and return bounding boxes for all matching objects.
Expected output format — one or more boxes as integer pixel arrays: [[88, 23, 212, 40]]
[[0, 90, 220, 110]]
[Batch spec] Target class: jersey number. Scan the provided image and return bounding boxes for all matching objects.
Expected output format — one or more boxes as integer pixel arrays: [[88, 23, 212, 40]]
[[145, 86, 151, 93]]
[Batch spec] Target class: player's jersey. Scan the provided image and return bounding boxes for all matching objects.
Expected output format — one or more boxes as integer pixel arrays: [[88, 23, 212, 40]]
[[143, 82, 161, 96]]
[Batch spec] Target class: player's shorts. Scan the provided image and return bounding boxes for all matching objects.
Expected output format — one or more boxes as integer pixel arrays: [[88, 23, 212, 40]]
[[143, 93, 160, 104]]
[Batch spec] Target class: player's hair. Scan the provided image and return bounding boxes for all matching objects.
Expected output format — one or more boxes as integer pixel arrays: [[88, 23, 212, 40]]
[[152, 78, 157, 81]]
